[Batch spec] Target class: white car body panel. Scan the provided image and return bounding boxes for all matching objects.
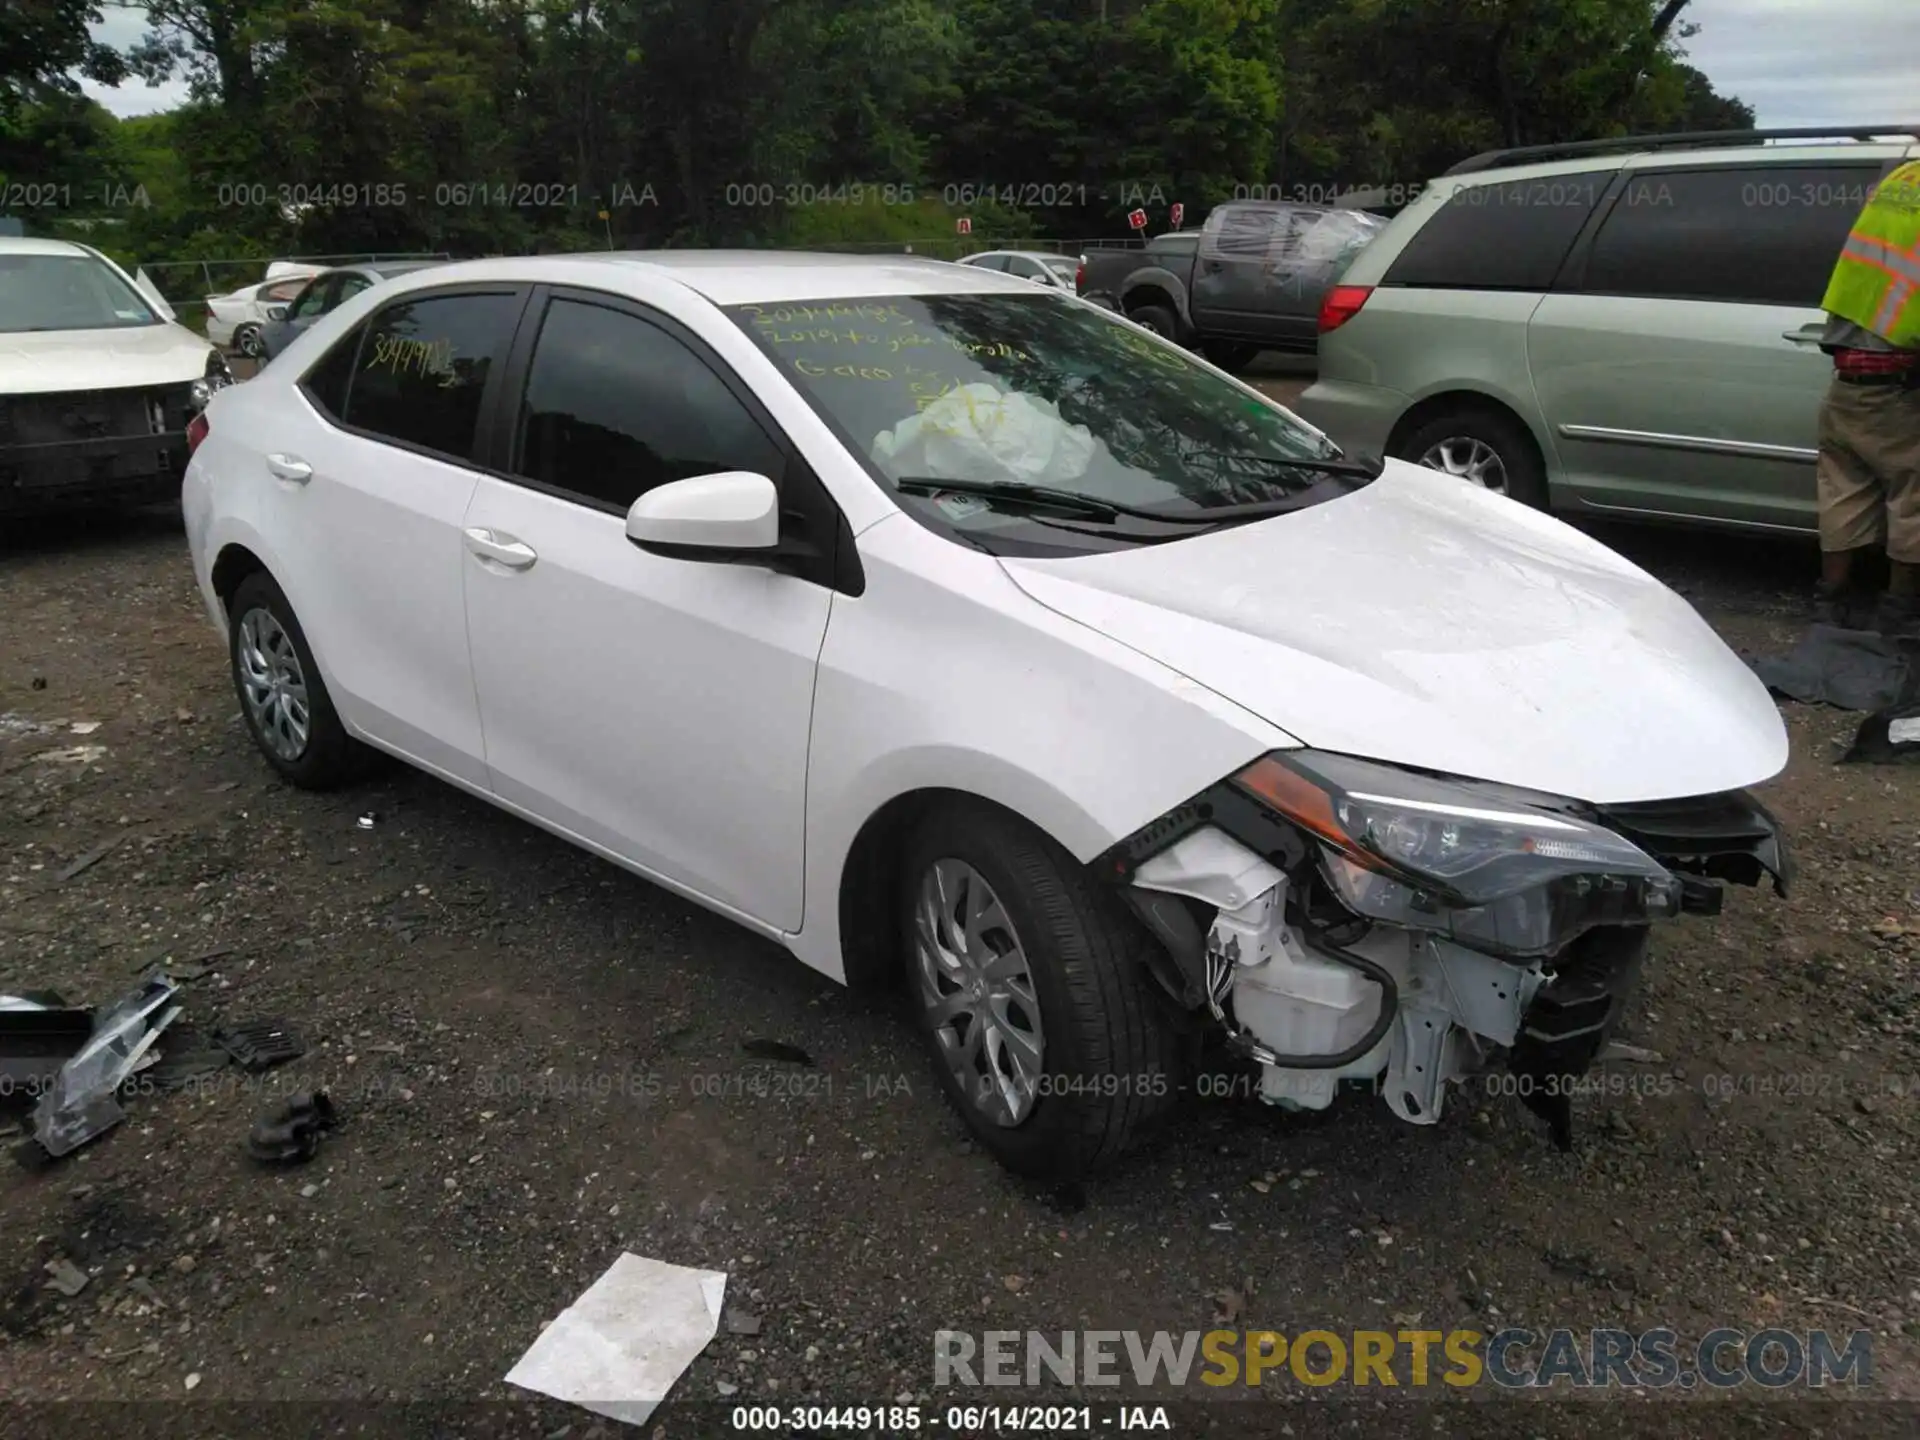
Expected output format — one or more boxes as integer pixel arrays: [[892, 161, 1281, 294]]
[[185, 249, 1790, 1002], [205, 273, 322, 348], [0, 322, 216, 394], [789, 512, 1294, 978], [999, 460, 1788, 805], [462, 474, 833, 930], [0, 236, 215, 393]]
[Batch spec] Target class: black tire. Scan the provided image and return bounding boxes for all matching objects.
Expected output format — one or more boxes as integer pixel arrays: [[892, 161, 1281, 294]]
[[899, 801, 1184, 1180], [1128, 303, 1182, 343], [228, 571, 372, 789], [1203, 341, 1260, 372], [1393, 405, 1548, 509], [235, 324, 265, 359]]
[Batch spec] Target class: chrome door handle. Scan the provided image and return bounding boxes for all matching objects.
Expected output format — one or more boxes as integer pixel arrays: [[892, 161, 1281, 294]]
[[463, 527, 537, 570], [265, 453, 312, 483]]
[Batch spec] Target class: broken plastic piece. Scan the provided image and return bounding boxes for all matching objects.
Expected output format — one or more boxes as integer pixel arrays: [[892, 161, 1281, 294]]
[[0, 997, 94, 1103], [44, 1257, 90, 1297], [30, 977, 181, 1158], [214, 1020, 306, 1071], [246, 1090, 336, 1164]]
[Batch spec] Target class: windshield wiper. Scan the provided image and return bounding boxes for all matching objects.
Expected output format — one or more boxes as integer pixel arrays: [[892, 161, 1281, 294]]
[[894, 477, 1225, 525], [1191, 450, 1386, 481]]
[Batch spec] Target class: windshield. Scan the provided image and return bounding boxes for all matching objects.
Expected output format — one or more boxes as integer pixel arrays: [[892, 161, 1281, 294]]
[[727, 291, 1344, 552], [0, 253, 159, 332]]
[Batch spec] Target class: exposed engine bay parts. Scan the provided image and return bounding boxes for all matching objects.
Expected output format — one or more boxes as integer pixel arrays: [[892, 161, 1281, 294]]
[[1101, 749, 1791, 1147]]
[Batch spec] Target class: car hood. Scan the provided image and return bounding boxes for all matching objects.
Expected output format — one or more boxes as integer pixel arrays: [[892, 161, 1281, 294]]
[[0, 323, 213, 394], [997, 461, 1789, 806]]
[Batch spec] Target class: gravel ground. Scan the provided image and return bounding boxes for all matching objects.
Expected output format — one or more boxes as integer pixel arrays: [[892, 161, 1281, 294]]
[[2, 438, 1917, 1439]]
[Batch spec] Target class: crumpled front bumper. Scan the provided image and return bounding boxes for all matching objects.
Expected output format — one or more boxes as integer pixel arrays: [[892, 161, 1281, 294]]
[[1102, 781, 1791, 1147]]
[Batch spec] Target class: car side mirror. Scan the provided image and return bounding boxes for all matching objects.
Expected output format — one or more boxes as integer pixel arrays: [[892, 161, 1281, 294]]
[[267, 306, 288, 321], [626, 472, 781, 560]]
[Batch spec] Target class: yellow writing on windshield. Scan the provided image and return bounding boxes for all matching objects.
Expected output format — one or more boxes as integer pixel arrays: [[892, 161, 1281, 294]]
[[795, 358, 893, 380], [367, 333, 459, 388], [1113, 329, 1190, 375], [738, 302, 914, 325]]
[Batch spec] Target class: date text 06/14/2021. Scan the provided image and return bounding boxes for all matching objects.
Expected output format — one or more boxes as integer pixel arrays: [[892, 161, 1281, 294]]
[[727, 1404, 1171, 1432]]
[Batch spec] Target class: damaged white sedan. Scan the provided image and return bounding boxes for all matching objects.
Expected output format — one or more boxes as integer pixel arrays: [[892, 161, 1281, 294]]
[[182, 252, 1791, 1179]]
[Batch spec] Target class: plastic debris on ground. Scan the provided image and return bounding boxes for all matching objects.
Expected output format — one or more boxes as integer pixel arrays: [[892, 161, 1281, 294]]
[[1748, 624, 1910, 713], [246, 1091, 337, 1164], [29, 976, 182, 1159], [0, 993, 93, 1102], [214, 1020, 306, 1071], [503, 1253, 728, 1426]]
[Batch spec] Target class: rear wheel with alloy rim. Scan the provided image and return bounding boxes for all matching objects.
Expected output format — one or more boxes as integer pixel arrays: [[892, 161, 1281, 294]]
[[235, 324, 266, 358], [228, 571, 372, 789], [900, 800, 1183, 1178], [1393, 406, 1547, 509]]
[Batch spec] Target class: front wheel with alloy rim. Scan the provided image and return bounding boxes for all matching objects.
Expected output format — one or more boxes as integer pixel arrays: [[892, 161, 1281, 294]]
[[900, 801, 1183, 1179], [228, 571, 373, 789], [1393, 407, 1547, 509], [235, 324, 266, 359]]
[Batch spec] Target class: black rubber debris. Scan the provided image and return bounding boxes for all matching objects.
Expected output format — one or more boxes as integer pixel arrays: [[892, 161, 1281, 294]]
[[0, 1000, 94, 1107], [214, 1020, 306, 1071], [143, 1027, 233, 1093], [246, 1091, 337, 1164], [741, 1039, 814, 1067]]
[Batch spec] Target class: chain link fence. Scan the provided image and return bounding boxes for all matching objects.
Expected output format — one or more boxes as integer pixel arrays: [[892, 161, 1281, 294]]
[[136, 253, 452, 333]]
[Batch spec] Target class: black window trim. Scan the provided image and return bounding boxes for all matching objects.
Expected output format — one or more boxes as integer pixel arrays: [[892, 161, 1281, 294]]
[[483, 283, 863, 596], [1380, 165, 1623, 293], [294, 280, 533, 469], [1555, 157, 1899, 306]]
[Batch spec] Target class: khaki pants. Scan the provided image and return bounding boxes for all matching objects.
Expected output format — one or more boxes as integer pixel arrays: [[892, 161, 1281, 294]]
[[1816, 375, 1920, 563]]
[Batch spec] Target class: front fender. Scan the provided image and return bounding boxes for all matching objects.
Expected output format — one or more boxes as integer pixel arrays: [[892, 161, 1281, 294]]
[[788, 514, 1292, 982]]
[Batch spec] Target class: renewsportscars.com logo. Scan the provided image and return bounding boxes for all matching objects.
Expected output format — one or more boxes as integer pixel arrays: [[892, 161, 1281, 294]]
[[933, 1327, 1874, 1390]]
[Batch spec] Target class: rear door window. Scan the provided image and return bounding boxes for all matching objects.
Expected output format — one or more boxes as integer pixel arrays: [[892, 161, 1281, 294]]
[[339, 291, 520, 462], [1577, 163, 1887, 307], [1383, 170, 1615, 290]]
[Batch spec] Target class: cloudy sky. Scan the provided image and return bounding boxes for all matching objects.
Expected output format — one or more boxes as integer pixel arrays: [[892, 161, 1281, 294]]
[[81, 0, 1920, 129]]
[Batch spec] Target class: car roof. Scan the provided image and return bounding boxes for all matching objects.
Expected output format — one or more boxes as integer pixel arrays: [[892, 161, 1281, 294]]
[[1439, 136, 1920, 187], [373, 250, 1055, 305], [0, 237, 98, 258]]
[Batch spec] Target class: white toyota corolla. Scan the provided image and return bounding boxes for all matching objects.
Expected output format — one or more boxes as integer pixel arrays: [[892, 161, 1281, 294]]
[[183, 252, 1793, 1178]]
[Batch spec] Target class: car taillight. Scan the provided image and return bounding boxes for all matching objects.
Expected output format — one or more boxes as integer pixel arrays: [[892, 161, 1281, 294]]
[[1318, 284, 1373, 334], [186, 411, 210, 456], [1075, 259, 1086, 292]]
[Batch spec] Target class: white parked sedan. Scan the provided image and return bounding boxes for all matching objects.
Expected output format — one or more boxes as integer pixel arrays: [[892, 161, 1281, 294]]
[[203, 270, 321, 356], [183, 251, 1793, 1178], [2, 236, 233, 517]]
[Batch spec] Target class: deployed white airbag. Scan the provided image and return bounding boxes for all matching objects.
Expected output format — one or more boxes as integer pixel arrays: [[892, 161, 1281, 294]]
[[872, 383, 1098, 486]]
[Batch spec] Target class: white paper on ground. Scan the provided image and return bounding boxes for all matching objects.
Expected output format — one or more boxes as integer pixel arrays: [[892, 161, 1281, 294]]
[[503, 1253, 728, 1427]]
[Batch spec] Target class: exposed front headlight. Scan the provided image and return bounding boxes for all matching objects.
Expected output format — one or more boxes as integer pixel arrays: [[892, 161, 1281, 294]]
[[191, 348, 234, 411], [1232, 750, 1682, 956]]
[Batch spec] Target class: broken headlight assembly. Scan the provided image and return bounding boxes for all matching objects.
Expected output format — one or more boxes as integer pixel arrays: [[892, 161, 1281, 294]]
[[190, 349, 234, 411], [1102, 749, 1788, 1147], [1231, 750, 1684, 958]]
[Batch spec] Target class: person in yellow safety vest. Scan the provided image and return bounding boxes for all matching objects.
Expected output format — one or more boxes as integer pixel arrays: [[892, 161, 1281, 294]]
[[1814, 157, 1920, 638]]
